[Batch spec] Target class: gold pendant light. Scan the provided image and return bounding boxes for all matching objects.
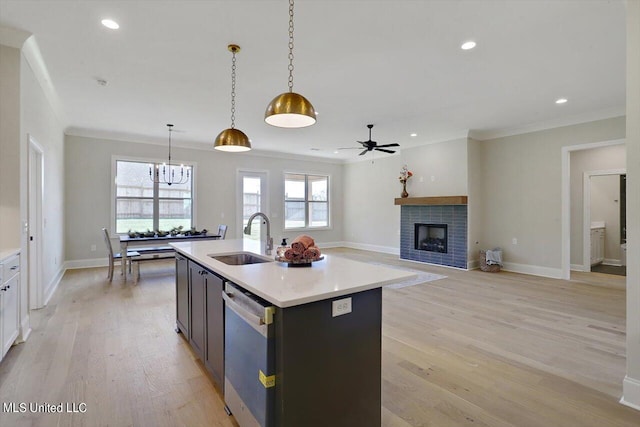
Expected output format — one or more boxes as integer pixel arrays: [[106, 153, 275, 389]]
[[264, 0, 316, 128], [214, 44, 251, 152]]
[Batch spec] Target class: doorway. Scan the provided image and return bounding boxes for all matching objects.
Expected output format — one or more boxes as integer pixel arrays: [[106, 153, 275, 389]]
[[28, 135, 44, 309], [584, 171, 626, 276], [237, 170, 268, 242]]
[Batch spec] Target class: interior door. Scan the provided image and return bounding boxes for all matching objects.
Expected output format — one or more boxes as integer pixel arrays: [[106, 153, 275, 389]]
[[28, 136, 44, 310]]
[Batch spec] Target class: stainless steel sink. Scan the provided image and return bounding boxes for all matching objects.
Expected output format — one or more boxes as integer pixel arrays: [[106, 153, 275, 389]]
[[209, 252, 273, 265]]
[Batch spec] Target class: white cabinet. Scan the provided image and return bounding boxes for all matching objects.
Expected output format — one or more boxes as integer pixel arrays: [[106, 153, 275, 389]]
[[590, 227, 605, 266], [1, 251, 20, 361]]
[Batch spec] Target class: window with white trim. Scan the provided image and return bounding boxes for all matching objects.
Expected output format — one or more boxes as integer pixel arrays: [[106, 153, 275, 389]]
[[284, 173, 329, 229], [115, 160, 193, 233]]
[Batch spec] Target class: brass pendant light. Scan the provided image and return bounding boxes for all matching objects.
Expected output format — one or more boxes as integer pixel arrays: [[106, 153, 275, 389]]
[[214, 44, 251, 152], [264, 0, 316, 128]]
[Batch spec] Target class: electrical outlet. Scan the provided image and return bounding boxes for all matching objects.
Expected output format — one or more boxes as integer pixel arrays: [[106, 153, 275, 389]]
[[332, 297, 352, 317], [512, 238, 518, 245], [419, 176, 424, 182], [430, 175, 436, 182], [91, 244, 97, 252]]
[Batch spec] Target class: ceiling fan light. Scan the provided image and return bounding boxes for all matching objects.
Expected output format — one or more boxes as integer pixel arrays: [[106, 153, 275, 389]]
[[264, 92, 317, 128], [214, 128, 252, 152]]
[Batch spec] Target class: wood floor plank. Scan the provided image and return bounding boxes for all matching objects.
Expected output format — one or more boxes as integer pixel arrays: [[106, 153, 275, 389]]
[[0, 252, 639, 426]]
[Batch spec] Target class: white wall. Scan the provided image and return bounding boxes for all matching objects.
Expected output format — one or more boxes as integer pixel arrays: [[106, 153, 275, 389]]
[[467, 138, 484, 266], [342, 137, 469, 254], [478, 117, 625, 277], [20, 50, 66, 303], [623, 0, 640, 410], [64, 135, 344, 264], [343, 154, 403, 253], [590, 175, 621, 264], [569, 144, 625, 267]]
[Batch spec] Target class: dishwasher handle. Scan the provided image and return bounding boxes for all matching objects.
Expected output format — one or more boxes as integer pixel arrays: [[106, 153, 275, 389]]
[[222, 290, 266, 327]]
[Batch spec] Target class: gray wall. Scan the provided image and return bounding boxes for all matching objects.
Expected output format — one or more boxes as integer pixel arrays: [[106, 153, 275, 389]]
[[64, 135, 344, 263], [478, 117, 625, 276], [0, 44, 21, 251]]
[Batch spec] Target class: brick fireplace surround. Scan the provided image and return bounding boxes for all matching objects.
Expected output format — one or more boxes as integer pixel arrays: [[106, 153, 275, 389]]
[[395, 197, 468, 269]]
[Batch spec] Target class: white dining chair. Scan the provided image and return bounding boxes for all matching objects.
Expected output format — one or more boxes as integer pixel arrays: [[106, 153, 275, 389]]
[[102, 228, 140, 281]]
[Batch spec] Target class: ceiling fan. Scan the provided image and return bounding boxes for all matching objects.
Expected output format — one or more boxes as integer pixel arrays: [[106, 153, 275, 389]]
[[339, 124, 400, 156]]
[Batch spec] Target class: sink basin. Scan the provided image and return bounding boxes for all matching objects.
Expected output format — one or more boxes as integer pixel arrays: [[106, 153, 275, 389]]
[[209, 252, 273, 265]]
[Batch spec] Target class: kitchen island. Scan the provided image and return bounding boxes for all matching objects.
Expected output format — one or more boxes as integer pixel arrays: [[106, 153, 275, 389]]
[[171, 239, 416, 427]]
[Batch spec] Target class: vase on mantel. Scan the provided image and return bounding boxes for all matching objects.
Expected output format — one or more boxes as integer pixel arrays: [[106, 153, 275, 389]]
[[401, 181, 409, 198]]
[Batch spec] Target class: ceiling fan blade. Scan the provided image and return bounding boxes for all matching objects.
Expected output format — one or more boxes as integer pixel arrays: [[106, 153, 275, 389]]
[[359, 149, 369, 156], [375, 148, 396, 154], [377, 143, 400, 148]]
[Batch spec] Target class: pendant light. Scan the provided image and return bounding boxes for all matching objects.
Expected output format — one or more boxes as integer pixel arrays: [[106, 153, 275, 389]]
[[264, 0, 316, 128], [149, 124, 190, 186], [214, 44, 251, 152]]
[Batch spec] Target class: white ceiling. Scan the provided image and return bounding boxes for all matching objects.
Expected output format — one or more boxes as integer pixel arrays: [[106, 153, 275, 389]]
[[0, 0, 626, 161]]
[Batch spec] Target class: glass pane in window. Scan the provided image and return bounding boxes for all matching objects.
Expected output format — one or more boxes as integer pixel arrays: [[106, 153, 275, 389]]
[[116, 198, 154, 233], [117, 161, 154, 197], [158, 166, 192, 197], [308, 175, 328, 201], [243, 177, 262, 240], [159, 199, 192, 231], [285, 201, 306, 228], [309, 202, 328, 227], [285, 174, 305, 200]]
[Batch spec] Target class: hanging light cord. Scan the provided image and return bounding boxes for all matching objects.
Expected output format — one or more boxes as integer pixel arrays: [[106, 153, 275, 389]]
[[230, 49, 237, 129], [287, 0, 295, 92], [167, 124, 173, 164]]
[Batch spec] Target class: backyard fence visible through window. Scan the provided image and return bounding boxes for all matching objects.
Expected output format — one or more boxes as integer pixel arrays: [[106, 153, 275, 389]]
[[115, 160, 193, 233], [284, 173, 329, 229]]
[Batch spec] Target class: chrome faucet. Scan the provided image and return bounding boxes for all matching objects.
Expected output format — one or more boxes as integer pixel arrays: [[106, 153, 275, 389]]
[[244, 212, 274, 255]]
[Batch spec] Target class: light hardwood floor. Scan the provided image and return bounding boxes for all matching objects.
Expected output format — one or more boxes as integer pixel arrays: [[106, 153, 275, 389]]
[[0, 249, 638, 426]]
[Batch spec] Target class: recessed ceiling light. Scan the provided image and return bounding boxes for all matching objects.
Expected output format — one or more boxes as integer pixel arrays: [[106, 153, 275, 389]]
[[333, 150, 339, 154], [101, 19, 119, 30], [310, 148, 320, 151], [555, 98, 568, 104], [410, 133, 417, 137], [461, 41, 476, 50]]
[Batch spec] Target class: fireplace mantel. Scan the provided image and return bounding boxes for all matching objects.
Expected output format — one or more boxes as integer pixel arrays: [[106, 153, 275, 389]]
[[394, 196, 468, 206]]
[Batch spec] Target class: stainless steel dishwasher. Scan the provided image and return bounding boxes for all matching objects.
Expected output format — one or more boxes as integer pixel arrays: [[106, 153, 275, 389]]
[[222, 282, 276, 427]]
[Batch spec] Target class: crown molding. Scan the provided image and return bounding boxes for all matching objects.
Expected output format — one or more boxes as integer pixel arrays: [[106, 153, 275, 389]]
[[469, 107, 625, 141]]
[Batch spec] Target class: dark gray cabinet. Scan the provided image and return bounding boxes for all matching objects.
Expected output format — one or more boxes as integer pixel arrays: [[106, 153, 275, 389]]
[[189, 262, 207, 361], [205, 272, 225, 388], [181, 259, 225, 390], [175, 255, 189, 336]]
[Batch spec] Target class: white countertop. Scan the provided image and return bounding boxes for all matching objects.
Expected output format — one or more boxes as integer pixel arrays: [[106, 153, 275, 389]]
[[171, 239, 416, 308], [0, 248, 20, 262]]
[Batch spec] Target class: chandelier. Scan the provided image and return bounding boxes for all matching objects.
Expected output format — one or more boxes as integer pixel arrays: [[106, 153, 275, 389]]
[[149, 124, 190, 186]]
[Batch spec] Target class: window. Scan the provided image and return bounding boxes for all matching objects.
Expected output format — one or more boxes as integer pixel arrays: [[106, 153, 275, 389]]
[[115, 160, 193, 233], [284, 173, 329, 229]]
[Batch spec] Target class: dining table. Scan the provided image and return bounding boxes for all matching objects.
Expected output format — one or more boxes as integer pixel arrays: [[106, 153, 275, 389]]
[[119, 233, 221, 280]]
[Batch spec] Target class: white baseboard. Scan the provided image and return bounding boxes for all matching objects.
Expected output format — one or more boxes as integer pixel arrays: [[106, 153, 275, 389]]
[[603, 259, 622, 266], [64, 258, 108, 270], [571, 263, 589, 272], [621, 376, 640, 411], [467, 259, 480, 270], [342, 241, 399, 255], [43, 265, 66, 306], [316, 241, 345, 249], [501, 262, 563, 279], [18, 314, 31, 343]]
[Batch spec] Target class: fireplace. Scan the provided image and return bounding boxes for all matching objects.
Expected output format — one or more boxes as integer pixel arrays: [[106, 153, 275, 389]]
[[414, 223, 448, 253]]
